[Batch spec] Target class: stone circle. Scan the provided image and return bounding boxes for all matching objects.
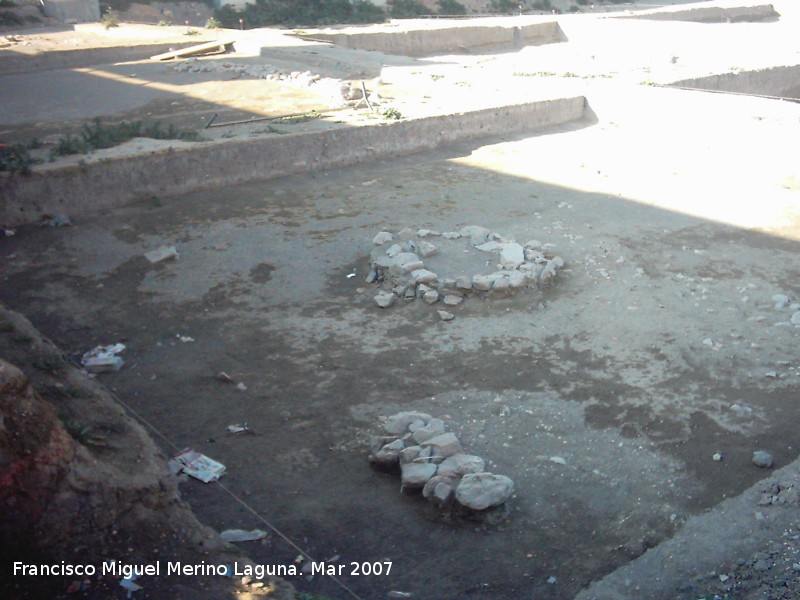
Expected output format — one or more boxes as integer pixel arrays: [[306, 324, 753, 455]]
[[368, 227, 564, 315]]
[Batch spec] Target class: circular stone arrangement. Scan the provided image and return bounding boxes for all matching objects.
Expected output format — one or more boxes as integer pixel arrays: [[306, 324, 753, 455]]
[[369, 411, 514, 512], [367, 226, 564, 316]]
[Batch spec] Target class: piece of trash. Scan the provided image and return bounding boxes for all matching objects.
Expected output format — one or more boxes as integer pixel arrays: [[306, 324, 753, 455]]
[[3, 229, 15, 237], [547, 576, 557, 584], [169, 448, 226, 482], [217, 371, 234, 383], [220, 528, 268, 542], [549, 456, 567, 465], [42, 214, 72, 228], [119, 574, 142, 598], [346, 273, 356, 279], [176, 334, 195, 343], [81, 343, 126, 373], [227, 423, 250, 435], [235, 382, 247, 391], [712, 452, 723, 462], [144, 245, 179, 264], [388, 592, 413, 599]]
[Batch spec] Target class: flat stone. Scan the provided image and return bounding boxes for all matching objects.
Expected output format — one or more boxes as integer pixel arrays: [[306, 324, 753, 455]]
[[417, 229, 433, 237], [442, 231, 461, 240], [394, 253, 423, 272], [373, 231, 394, 245], [773, 294, 791, 308], [386, 243, 403, 258], [369, 438, 405, 467], [421, 432, 463, 459], [397, 228, 417, 241], [384, 411, 432, 435], [455, 472, 514, 510], [550, 256, 565, 268], [500, 243, 525, 268], [401, 462, 437, 488], [472, 275, 492, 291], [365, 268, 378, 283], [524, 239, 543, 249], [437, 310, 455, 322], [408, 419, 426, 432], [476, 241, 502, 253], [524, 248, 544, 262], [374, 291, 396, 308], [423, 290, 440, 304], [538, 263, 557, 287], [399, 445, 422, 464], [752, 450, 774, 468], [459, 225, 491, 245], [415, 240, 437, 258], [492, 276, 510, 291], [412, 418, 446, 444], [422, 474, 459, 503], [791, 312, 800, 325], [443, 295, 463, 306], [455, 276, 473, 290], [508, 271, 526, 288], [437, 454, 485, 478], [411, 269, 438, 285]]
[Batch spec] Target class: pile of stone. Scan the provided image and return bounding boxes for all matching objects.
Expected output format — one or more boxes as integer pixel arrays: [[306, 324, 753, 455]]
[[759, 474, 800, 507], [369, 411, 514, 512], [368, 227, 564, 316]]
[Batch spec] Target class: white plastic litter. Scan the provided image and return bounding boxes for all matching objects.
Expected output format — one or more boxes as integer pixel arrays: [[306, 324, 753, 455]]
[[220, 529, 268, 542], [81, 343, 126, 373], [169, 448, 226, 483]]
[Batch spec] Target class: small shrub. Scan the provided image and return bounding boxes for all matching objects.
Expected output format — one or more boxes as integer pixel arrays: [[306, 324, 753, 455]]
[[0, 143, 37, 175], [390, 0, 432, 18], [101, 10, 120, 29], [438, 0, 467, 15], [184, 28, 200, 36], [489, 0, 518, 14], [205, 16, 221, 29], [532, 0, 552, 10], [382, 107, 403, 120]]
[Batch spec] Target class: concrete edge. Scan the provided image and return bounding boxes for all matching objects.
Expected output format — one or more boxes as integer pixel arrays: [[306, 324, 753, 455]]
[[0, 96, 586, 228], [575, 458, 800, 600]]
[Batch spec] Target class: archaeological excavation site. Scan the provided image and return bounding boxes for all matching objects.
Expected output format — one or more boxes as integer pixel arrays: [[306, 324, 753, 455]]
[[2, 0, 800, 598]]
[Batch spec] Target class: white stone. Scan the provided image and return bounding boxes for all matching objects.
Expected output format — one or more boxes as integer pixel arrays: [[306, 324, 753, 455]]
[[455, 276, 472, 290], [472, 275, 492, 291], [524, 239, 543, 250], [373, 231, 394, 245], [492, 277, 510, 291], [415, 240, 437, 258], [437, 454, 485, 478], [144, 246, 179, 264], [370, 439, 405, 466], [442, 231, 461, 240], [399, 445, 422, 464], [384, 411, 432, 435], [397, 228, 416, 240], [508, 271, 526, 288], [421, 432, 463, 459], [401, 462, 437, 488], [437, 310, 455, 322], [500, 243, 525, 268], [386, 243, 403, 258], [412, 269, 438, 285], [455, 473, 514, 510], [412, 418, 446, 444], [423, 290, 440, 304], [394, 253, 423, 272], [443, 295, 463, 306], [459, 225, 491, 245], [422, 474, 458, 502], [791, 312, 800, 325], [374, 291, 396, 308], [476, 241, 502, 253]]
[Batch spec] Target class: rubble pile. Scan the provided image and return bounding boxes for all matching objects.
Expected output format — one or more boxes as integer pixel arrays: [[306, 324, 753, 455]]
[[369, 411, 514, 512]]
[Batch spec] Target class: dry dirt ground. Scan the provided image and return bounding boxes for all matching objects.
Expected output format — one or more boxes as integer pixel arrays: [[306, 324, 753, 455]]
[[2, 1, 800, 599]]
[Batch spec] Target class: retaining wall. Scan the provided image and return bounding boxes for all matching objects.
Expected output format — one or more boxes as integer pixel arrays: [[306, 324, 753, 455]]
[[305, 21, 566, 55], [671, 64, 800, 100], [0, 96, 586, 227]]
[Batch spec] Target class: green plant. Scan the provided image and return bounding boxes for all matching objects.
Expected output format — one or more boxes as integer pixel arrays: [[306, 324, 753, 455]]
[[32, 354, 66, 375], [390, 0, 432, 18], [437, 0, 467, 15], [215, 0, 386, 28], [157, 19, 172, 26], [382, 107, 403, 120], [532, 0, 552, 10], [101, 10, 120, 29], [0, 143, 38, 175], [489, 0, 518, 14], [205, 16, 221, 28], [184, 28, 200, 36]]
